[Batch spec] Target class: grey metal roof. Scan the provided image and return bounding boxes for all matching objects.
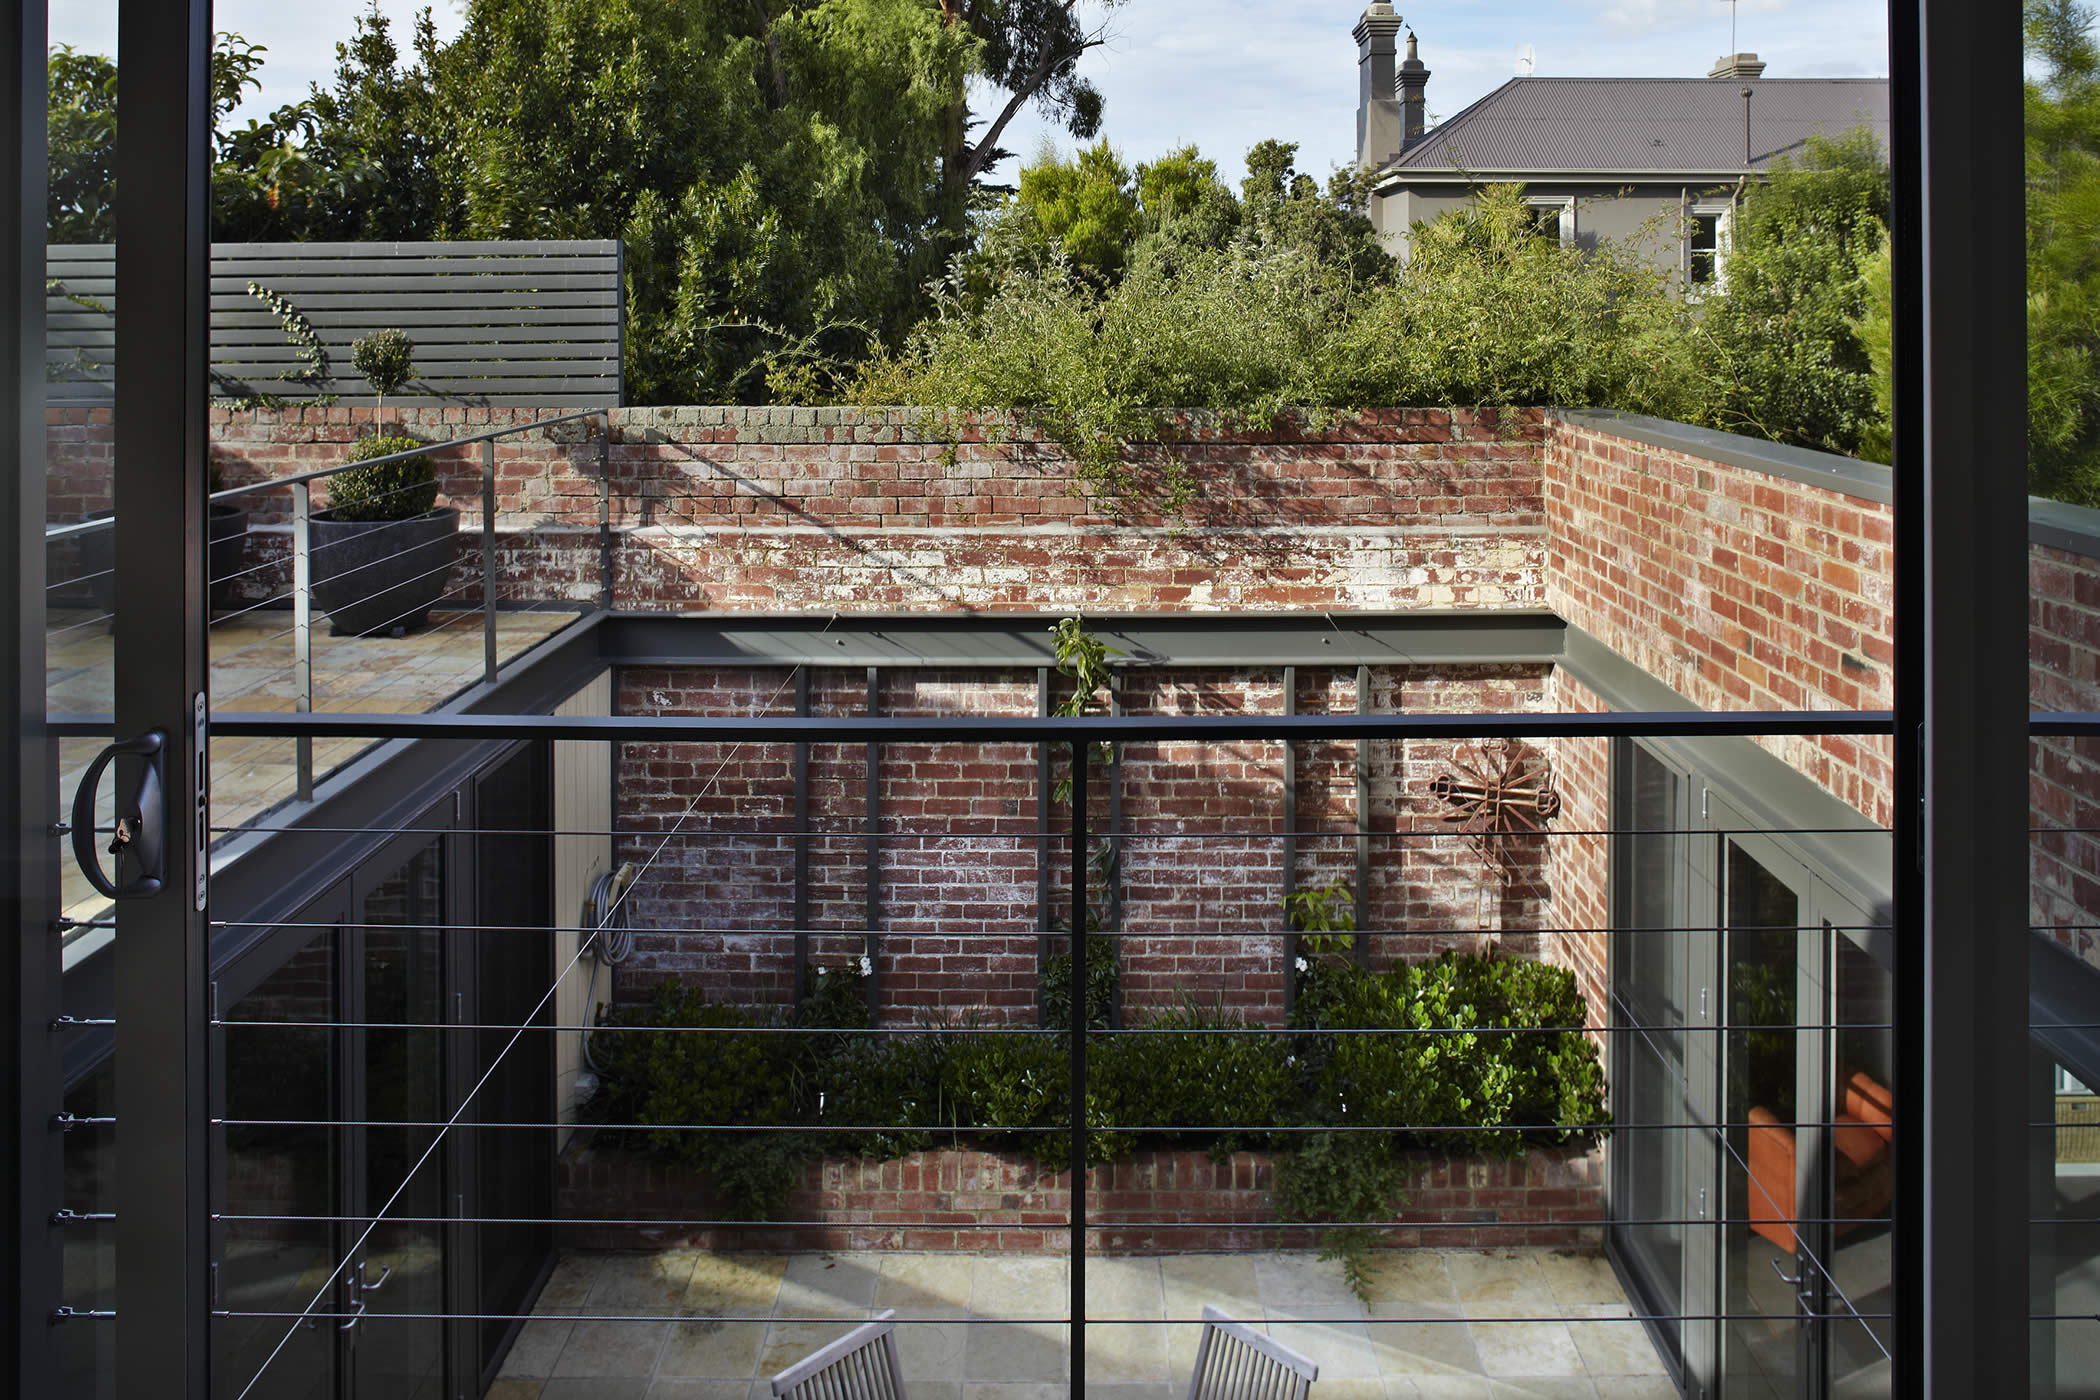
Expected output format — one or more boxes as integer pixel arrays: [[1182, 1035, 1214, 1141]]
[[1382, 77, 1890, 177]]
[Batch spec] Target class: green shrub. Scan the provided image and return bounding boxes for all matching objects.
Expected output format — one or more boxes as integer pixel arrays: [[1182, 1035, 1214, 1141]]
[[590, 948, 1609, 1251], [588, 981, 809, 1218], [325, 434, 437, 522], [1039, 939, 1116, 1032]]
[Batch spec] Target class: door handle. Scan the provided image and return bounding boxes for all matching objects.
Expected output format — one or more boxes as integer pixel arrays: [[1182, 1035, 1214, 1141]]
[[69, 730, 166, 899], [358, 1261, 392, 1293], [338, 1296, 365, 1331], [1769, 1257, 1803, 1287]]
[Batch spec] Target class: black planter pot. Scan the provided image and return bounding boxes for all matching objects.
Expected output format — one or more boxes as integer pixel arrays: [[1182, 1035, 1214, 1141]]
[[308, 506, 461, 637], [209, 503, 249, 612]]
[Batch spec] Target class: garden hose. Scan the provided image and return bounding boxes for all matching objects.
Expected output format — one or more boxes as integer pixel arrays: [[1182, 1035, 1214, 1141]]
[[578, 862, 637, 1079]]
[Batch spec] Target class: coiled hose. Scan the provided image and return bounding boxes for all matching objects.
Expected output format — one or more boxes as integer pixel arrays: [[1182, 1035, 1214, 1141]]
[[578, 862, 636, 1077]]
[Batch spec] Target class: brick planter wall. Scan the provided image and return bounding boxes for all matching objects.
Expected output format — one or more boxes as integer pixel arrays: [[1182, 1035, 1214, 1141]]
[[555, 1140, 1604, 1254]]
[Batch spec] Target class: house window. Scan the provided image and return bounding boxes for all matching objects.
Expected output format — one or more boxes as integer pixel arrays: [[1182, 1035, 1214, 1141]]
[[1687, 205, 1732, 288], [1525, 196, 1576, 247]]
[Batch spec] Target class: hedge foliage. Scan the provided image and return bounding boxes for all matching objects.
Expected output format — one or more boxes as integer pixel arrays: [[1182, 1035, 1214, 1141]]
[[589, 950, 1610, 1218]]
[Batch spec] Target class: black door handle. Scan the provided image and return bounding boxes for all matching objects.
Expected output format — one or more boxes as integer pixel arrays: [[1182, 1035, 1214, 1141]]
[[70, 730, 166, 900]]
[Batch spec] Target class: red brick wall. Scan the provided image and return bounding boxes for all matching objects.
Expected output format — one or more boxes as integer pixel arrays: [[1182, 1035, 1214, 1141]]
[[1545, 671, 1613, 1038], [184, 404, 1548, 614], [612, 663, 1557, 1025], [556, 1141, 1604, 1253], [1543, 418, 1896, 827], [2031, 541, 2100, 967]]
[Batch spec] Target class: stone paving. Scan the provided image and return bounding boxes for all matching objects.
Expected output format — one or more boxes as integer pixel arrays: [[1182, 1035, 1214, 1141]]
[[490, 1250, 1676, 1400], [45, 605, 581, 926]]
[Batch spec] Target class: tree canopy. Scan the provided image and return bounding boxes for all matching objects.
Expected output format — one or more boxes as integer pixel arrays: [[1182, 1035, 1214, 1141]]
[[2026, 0, 2100, 504]]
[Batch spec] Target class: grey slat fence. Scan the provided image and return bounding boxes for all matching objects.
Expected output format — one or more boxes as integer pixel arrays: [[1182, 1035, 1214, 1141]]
[[46, 240, 623, 407]]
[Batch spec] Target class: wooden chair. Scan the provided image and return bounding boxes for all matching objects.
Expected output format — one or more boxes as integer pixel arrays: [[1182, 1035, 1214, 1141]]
[[1185, 1304, 1320, 1400], [768, 1308, 908, 1400]]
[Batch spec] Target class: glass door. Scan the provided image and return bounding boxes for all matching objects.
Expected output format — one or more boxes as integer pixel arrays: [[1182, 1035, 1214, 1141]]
[[1716, 810, 1816, 1399], [346, 835, 452, 1400], [214, 903, 348, 1400]]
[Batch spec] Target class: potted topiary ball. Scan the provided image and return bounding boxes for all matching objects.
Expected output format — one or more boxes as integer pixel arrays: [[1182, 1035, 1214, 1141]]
[[307, 332, 459, 636]]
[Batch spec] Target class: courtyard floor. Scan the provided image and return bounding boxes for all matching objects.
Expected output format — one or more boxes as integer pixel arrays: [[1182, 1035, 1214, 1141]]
[[490, 1249, 1677, 1399]]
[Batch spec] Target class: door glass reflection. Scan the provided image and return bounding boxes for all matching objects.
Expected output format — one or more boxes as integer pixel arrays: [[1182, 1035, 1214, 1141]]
[[1724, 844, 1802, 1396], [218, 932, 339, 1400], [357, 843, 447, 1399]]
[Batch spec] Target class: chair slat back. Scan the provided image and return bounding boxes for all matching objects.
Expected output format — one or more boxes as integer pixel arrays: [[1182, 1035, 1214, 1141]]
[[769, 1309, 908, 1400], [1184, 1304, 1319, 1400]]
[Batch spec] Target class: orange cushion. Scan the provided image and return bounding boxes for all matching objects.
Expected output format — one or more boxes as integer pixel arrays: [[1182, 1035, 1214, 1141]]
[[1832, 1113, 1887, 1168], [1845, 1071, 1895, 1143]]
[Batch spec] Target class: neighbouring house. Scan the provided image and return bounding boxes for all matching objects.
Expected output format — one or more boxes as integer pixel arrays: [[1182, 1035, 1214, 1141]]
[[1351, 1, 1890, 281]]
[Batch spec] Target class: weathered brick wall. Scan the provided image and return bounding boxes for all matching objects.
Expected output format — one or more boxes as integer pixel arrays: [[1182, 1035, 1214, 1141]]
[[2032, 539, 2100, 967], [1545, 671, 1613, 1037], [1543, 417, 1896, 827], [612, 663, 1556, 1025], [556, 1141, 1604, 1253], [191, 404, 1548, 613]]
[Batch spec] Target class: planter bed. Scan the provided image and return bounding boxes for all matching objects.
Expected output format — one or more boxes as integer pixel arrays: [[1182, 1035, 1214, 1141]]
[[555, 1137, 1603, 1255]]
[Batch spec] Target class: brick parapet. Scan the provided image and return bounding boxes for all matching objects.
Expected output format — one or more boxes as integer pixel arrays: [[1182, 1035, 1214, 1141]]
[[554, 1141, 1603, 1254], [1543, 416, 1896, 827]]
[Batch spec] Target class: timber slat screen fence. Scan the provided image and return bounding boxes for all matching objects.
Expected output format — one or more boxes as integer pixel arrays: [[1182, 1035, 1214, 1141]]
[[45, 240, 624, 407]]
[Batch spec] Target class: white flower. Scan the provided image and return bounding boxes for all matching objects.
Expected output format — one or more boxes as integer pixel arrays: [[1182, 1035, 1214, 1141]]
[[816, 966, 828, 977], [1294, 957, 1309, 973], [859, 955, 874, 977], [819, 1091, 827, 1112]]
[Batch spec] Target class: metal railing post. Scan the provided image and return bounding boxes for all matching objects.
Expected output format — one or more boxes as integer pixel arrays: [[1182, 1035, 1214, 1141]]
[[597, 411, 613, 609], [1067, 739, 1087, 1386], [292, 481, 312, 802], [482, 439, 498, 685]]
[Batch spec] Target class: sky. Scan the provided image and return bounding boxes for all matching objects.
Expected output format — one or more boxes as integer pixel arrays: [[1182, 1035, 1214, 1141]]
[[49, 0, 1891, 184]]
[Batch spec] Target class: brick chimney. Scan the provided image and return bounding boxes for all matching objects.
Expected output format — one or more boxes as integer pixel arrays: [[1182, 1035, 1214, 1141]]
[[1355, 2, 1407, 168], [1398, 30, 1431, 145], [1708, 53, 1768, 79]]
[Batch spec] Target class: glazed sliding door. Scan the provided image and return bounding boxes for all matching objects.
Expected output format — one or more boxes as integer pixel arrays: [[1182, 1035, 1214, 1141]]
[[346, 834, 452, 1400]]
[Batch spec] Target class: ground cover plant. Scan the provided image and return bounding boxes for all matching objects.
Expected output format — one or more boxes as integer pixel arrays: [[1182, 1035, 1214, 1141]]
[[586, 947, 1611, 1293]]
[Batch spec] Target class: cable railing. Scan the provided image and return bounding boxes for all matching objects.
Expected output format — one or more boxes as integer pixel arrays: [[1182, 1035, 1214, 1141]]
[[43, 409, 611, 804], [137, 704, 1912, 1395]]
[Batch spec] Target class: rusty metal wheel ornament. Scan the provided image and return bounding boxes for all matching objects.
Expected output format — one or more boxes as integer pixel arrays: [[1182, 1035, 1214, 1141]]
[[1428, 739, 1559, 886]]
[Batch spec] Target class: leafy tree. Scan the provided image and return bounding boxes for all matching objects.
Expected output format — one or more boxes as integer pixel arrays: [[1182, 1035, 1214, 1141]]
[[212, 8, 444, 242], [47, 45, 117, 242], [1690, 129, 1890, 457], [428, 0, 970, 403], [934, 0, 1124, 225], [2025, 0, 2100, 503], [1133, 145, 1239, 250], [1011, 138, 1140, 278]]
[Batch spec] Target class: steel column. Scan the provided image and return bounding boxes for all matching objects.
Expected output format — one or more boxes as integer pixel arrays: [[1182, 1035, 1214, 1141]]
[[1355, 666, 1371, 964], [482, 439, 498, 684], [1067, 740, 1088, 1388], [1035, 667, 1052, 1027], [793, 668, 811, 1000], [864, 667, 880, 1015], [597, 412, 613, 609], [1282, 666, 1298, 1016], [1902, 0, 2028, 1389], [292, 482, 312, 802], [112, 2, 214, 1396], [3, 1, 59, 1389], [1107, 671, 1123, 1028]]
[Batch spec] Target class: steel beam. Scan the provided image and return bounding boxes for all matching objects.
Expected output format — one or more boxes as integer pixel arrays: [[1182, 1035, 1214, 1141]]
[[3, 2, 59, 1391], [181, 709, 1900, 744], [1036, 667, 1052, 1027], [1355, 666, 1372, 965], [112, 2, 213, 1396]]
